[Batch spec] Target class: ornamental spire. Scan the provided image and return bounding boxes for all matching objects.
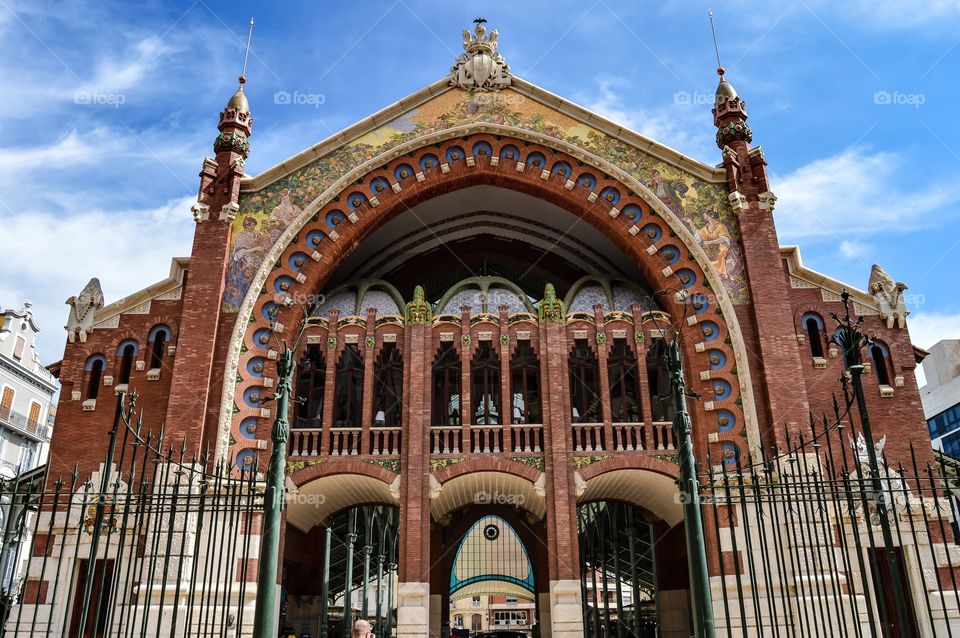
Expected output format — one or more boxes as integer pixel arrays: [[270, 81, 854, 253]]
[[450, 19, 511, 91], [215, 17, 255, 159], [708, 11, 750, 150], [194, 18, 255, 223]]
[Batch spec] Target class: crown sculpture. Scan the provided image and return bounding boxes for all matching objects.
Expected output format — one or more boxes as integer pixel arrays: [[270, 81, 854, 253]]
[[451, 19, 511, 91]]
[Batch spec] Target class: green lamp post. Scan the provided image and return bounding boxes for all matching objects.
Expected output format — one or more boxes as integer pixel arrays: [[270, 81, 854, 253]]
[[832, 291, 912, 634], [652, 289, 716, 638]]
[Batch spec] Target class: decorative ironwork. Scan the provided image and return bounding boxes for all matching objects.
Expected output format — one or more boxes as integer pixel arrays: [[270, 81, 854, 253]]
[[0, 391, 263, 637]]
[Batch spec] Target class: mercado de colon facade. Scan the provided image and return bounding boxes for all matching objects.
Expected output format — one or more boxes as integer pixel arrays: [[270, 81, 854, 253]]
[[12, 21, 960, 638]]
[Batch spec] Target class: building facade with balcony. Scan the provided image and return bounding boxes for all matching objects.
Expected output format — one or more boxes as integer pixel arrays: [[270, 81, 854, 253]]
[[0, 302, 57, 591], [12, 21, 959, 638], [0, 303, 55, 477]]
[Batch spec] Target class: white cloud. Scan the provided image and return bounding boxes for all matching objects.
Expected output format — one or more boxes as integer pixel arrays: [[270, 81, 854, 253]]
[[907, 313, 960, 351], [772, 148, 959, 241], [578, 77, 714, 159], [0, 196, 196, 363], [74, 36, 178, 100], [839, 239, 869, 260]]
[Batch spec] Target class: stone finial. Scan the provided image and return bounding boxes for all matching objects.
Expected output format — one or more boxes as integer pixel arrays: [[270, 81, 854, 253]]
[[405, 285, 432, 325], [868, 264, 909, 329], [450, 19, 511, 91], [65, 277, 104, 343], [538, 283, 565, 323]]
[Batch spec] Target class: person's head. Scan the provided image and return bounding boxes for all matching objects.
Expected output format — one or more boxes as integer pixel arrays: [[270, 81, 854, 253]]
[[351, 619, 373, 638]]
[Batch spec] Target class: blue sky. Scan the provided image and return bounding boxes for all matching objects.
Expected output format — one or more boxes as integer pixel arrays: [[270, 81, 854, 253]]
[[1, 0, 959, 373]]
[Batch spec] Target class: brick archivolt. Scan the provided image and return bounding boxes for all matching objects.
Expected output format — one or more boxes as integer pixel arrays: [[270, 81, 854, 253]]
[[220, 125, 762, 465]]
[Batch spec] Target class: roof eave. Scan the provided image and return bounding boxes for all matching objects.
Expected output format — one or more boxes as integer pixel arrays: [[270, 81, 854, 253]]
[[239, 75, 727, 193]]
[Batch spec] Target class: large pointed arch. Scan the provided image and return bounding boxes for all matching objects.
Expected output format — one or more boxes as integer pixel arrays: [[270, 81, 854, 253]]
[[219, 124, 761, 463]]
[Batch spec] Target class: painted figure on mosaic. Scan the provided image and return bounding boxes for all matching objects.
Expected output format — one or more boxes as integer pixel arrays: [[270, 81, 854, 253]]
[[687, 214, 732, 277], [224, 216, 268, 310], [272, 189, 303, 226], [224, 87, 752, 310], [649, 168, 686, 215]]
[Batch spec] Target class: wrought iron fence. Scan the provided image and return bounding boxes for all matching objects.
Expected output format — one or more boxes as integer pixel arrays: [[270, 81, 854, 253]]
[[701, 398, 960, 638], [0, 393, 264, 637]]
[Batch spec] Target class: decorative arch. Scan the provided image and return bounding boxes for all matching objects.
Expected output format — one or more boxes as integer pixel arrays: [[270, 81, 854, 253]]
[[576, 465, 683, 528], [286, 459, 400, 530], [449, 515, 535, 597], [432, 457, 541, 485], [220, 125, 762, 466], [435, 276, 535, 314]]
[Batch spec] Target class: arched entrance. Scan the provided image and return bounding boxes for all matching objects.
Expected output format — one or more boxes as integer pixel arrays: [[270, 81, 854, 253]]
[[577, 461, 690, 638], [228, 128, 758, 637], [449, 515, 537, 635], [434, 504, 548, 638], [282, 504, 400, 638], [282, 464, 401, 637]]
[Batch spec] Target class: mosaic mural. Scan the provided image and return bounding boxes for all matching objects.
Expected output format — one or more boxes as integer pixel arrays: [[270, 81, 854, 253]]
[[223, 88, 748, 311]]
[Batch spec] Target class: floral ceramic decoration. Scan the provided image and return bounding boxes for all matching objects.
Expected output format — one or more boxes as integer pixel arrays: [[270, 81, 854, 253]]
[[223, 88, 748, 311]]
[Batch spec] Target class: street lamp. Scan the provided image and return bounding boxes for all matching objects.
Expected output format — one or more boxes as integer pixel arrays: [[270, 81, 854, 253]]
[[252, 302, 318, 638], [831, 290, 911, 633], [650, 289, 716, 638]]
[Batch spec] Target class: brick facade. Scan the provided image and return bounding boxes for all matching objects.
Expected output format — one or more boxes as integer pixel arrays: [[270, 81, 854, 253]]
[[42, 74, 938, 636]]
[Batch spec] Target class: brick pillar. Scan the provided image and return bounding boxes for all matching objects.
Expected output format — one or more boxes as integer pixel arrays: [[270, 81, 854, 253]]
[[459, 306, 472, 449], [594, 304, 613, 451], [713, 75, 809, 450], [321, 309, 339, 454], [728, 145, 809, 447], [164, 86, 250, 448], [360, 308, 377, 454], [631, 304, 653, 442], [498, 306, 512, 453], [538, 315, 584, 638], [397, 319, 431, 637]]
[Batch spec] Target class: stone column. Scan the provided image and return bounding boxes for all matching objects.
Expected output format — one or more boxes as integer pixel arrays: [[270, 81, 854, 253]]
[[397, 313, 431, 638], [360, 308, 377, 454], [537, 302, 584, 638]]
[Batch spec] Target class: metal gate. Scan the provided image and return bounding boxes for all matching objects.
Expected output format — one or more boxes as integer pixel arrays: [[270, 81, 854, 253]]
[[701, 396, 960, 638], [0, 392, 264, 637]]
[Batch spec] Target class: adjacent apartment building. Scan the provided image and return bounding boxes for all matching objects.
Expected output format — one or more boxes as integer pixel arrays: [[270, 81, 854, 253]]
[[921, 339, 960, 457], [0, 302, 57, 588]]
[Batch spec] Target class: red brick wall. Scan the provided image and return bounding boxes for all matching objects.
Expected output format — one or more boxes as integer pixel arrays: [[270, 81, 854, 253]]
[[48, 299, 182, 483]]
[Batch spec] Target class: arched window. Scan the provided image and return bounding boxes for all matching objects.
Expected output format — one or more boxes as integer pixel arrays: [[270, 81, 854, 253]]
[[296, 345, 326, 426], [870, 341, 893, 387], [433, 343, 461, 426], [333, 344, 364, 427], [510, 341, 541, 424], [472, 342, 501, 425], [569, 339, 602, 423], [116, 340, 138, 386], [85, 355, 107, 400], [373, 342, 403, 427], [608, 338, 640, 422], [646, 338, 675, 422], [148, 325, 171, 370], [802, 313, 825, 358]]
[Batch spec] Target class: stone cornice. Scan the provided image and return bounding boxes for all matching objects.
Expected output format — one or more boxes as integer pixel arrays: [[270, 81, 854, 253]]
[[0, 354, 58, 395], [92, 257, 189, 327], [781, 246, 879, 313]]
